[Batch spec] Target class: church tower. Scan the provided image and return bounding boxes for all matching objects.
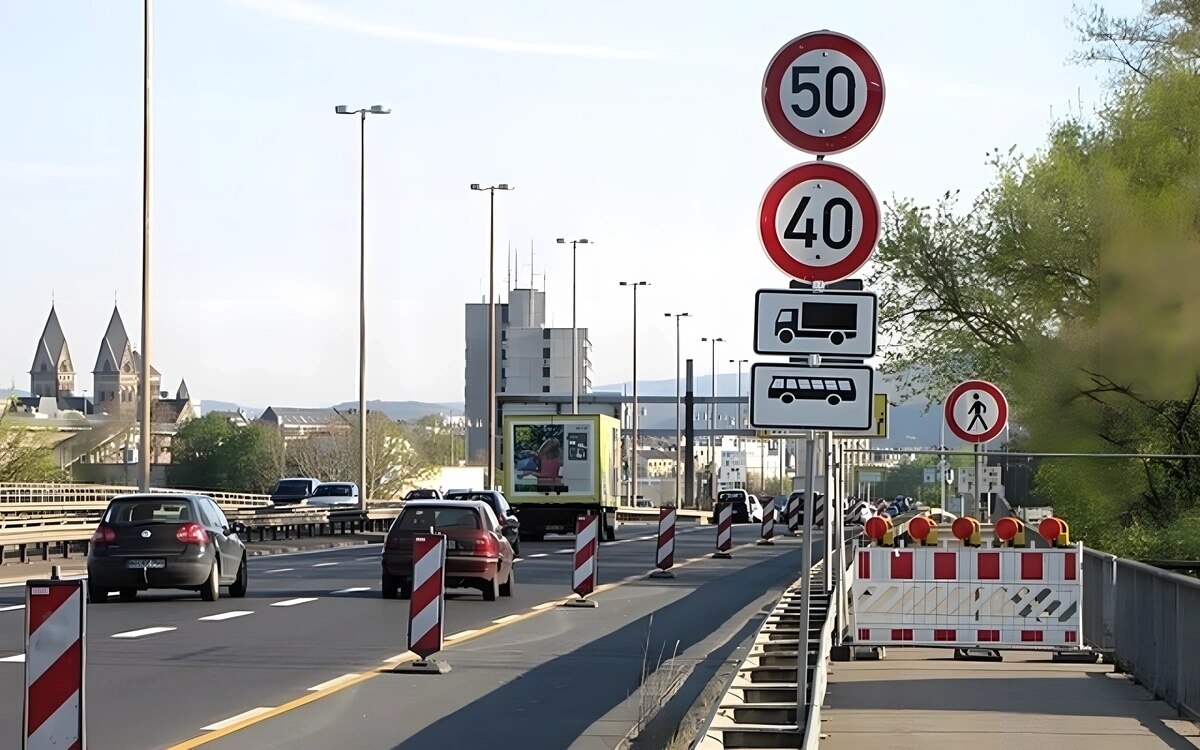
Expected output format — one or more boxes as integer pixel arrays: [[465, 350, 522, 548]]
[[92, 306, 141, 416], [30, 305, 75, 399]]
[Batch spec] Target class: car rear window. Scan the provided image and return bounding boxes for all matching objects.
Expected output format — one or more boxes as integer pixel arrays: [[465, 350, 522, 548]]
[[273, 480, 313, 495], [313, 484, 353, 497], [397, 506, 480, 532], [106, 498, 195, 524]]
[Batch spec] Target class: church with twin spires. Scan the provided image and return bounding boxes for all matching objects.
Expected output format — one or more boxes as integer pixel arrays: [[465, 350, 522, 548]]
[[28, 304, 189, 418]]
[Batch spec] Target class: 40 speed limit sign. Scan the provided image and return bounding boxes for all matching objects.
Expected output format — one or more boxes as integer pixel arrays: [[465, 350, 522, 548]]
[[762, 30, 885, 155], [758, 161, 879, 283]]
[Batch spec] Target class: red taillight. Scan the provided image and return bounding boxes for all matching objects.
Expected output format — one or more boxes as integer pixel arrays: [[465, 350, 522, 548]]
[[385, 535, 399, 550], [472, 532, 497, 556], [176, 522, 209, 545], [91, 524, 116, 547]]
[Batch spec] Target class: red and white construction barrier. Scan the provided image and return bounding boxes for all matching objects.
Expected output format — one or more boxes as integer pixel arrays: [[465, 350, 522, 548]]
[[570, 515, 599, 604], [850, 544, 1084, 649], [713, 502, 733, 559], [786, 492, 801, 533], [24, 578, 85, 750], [758, 503, 776, 546], [655, 507, 676, 571], [407, 534, 447, 668]]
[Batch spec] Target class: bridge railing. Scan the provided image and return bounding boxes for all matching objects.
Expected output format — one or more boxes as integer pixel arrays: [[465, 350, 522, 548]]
[[1083, 548, 1200, 720]]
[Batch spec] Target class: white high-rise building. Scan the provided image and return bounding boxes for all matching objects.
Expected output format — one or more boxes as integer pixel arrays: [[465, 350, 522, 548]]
[[464, 288, 591, 464]]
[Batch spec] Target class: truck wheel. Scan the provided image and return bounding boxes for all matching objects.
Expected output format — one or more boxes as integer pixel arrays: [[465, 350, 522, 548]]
[[779, 329, 794, 344]]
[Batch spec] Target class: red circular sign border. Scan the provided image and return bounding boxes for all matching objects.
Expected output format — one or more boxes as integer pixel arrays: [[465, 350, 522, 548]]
[[758, 161, 880, 283], [944, 380, 1009, 444], [762, 30, 886, 155]]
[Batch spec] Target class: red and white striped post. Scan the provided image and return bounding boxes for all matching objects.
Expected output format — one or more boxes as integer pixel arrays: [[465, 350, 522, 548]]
[[398, 533, 450, 674], [650, 506, 677, 579], [24, 578, 85, 750], [713, 501, 733, 559], [566, 514, 599, 608], [757, 503, 776, 546], [786, 492, 801, 535]]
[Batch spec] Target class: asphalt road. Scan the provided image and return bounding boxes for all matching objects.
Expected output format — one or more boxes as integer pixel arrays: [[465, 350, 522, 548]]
[[0, 521, 810, 750]]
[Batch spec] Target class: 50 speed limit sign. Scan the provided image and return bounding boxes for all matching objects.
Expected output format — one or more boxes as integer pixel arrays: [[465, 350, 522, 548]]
[[758, 161, 879, 283], [762, 31, 885, 155]]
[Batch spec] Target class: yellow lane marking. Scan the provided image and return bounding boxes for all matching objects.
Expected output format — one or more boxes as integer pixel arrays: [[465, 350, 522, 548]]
[[167, 536, 782, 749]]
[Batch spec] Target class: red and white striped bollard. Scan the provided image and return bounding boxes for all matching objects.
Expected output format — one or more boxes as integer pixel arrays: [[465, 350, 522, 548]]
[[566, 514, 599, 607], [397, 533, 451, 673], [758, 503, 776, 546], [650, 506, 676, 578], [24, 578, 85, 750], [713, 501, 733, 559], [786, 492, 801, 534]]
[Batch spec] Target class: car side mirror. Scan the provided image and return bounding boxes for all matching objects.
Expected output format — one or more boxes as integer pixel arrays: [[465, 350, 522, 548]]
[[504, 516, 519, 528], [230, 522, 247, 536]]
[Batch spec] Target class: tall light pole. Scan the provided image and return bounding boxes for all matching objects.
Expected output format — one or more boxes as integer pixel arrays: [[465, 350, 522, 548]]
[[471, 183, 514, 489], [557, 238, 590, 414], [700, 336, 724, 492], [620, 282, 649, 506], [137, 0, 153, 491], [664, 312, 690, 506], [730, 358, 748, 450], [336, 103, 390, 509]]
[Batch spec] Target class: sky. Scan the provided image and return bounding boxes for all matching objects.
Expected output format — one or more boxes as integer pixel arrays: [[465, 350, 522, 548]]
[[0, 0, 1143, 408]]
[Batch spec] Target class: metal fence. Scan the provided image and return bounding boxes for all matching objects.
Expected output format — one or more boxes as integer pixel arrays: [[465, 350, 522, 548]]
[[1083, 547, 1200, 720]]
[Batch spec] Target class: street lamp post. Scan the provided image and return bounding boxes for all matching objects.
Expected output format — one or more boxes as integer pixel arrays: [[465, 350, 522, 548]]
[[556, 238, 590, 415], [336, 103, 390, 510], [729, 358, 748, 449], [664, 312, 690, 506], [137, 0, 152, 491], [700, 336, 724, 493], [620, 282, 650, 507], [471, 183, 514, 490]]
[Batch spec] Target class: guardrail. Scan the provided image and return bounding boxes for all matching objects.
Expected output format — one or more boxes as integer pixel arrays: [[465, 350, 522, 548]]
[[1083, 548, 1200, 719], [0, 483, 272, 508], [0, 504, 403, 566]]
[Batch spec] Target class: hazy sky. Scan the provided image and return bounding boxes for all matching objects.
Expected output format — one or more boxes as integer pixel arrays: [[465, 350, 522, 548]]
[[1, 0, 1140, 407]]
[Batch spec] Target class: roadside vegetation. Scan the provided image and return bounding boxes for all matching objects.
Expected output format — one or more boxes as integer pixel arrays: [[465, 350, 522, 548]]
[[874, 1, 1200, 559]]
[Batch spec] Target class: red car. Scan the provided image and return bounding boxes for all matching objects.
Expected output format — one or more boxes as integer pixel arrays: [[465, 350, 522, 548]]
[[381, 500, 515, 601]]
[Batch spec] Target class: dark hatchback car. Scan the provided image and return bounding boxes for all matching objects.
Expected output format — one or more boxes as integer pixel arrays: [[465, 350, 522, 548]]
[[404, 488, 441, 501], [442, 490, 520, 554], [381, 500, 514, 601], [87, 494, 249, 604]]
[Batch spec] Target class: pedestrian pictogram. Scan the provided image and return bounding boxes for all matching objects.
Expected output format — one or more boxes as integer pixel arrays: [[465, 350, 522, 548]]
[[945, 380, 1008, 444]]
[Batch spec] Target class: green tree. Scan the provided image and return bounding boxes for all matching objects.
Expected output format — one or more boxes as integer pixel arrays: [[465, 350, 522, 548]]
[[168, 414, 282, 494], [285, 412, 434, 500], [873, 2, 1200, 557], [0, 404, 68, 483], [408, 414, 465, 466]]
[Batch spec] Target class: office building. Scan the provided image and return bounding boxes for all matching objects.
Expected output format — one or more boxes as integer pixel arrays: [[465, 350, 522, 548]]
[[464, 288, 592, 464]]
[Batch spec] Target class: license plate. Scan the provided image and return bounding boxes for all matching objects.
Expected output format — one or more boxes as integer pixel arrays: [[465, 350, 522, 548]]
[[126, 559, 165, 569]]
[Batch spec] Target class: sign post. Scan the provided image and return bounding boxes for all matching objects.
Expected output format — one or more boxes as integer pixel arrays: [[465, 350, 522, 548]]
[[759, 29, 886, 720], [945, 380, 1009, 522]]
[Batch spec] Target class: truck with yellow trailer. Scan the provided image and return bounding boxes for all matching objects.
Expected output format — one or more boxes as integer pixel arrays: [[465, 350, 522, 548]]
[[499, 413, 622, 542]]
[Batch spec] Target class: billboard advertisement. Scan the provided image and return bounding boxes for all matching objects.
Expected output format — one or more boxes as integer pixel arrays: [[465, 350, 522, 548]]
[[510, 419, 594, 496]]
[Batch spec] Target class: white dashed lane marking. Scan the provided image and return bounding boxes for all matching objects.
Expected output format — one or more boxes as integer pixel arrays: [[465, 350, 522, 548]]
[[264, 568, 294, 574], [198, 611, 253, 622], [312, 562, 339, 568], [332, 587, 369, 595], [112, 626, 176, 639], [271, 598, 318, 607], [0, 604, 25, 613], [0, 654, 25, 663]]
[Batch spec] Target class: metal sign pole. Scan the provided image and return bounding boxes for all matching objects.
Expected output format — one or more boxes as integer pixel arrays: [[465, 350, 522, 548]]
[[974, 443, 982, 522], [823, 431, 834, 593], [798, 435, 816, 711]]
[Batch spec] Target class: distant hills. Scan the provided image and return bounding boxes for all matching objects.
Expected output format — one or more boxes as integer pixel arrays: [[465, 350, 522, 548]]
[[200, 399, 460, 423], [199, 372, 944, 449]]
